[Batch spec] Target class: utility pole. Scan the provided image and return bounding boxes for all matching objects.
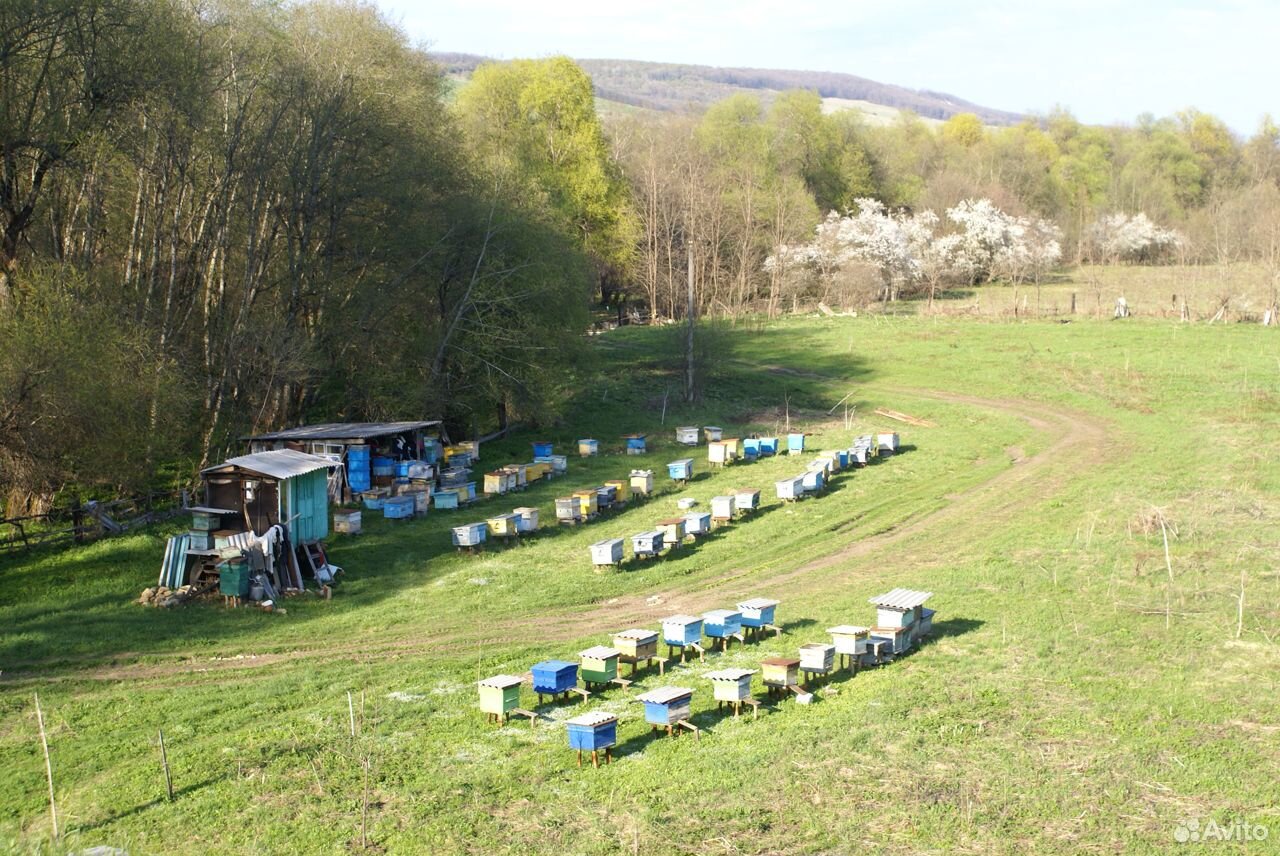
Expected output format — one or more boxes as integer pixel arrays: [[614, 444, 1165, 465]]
[[685, 246, 695, 403]]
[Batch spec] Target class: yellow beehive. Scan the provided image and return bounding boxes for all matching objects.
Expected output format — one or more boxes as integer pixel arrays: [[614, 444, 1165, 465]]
[[483, 472, 506, 495], [486, 513, 519, 537], [604, 479, 630, 503], [478, 675, 523, 717], [573, 489, 599, 517]]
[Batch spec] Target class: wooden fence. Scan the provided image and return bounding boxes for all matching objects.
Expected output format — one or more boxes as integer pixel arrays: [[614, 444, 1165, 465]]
[[0, 490, 190, 556]]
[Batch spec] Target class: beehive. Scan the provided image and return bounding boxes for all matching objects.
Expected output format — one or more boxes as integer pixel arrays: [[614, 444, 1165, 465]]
[[655, 517, 687, 546], [451, 522, 487, 547], [742, 438, 761, 459], [705, 668, 755, 703], [532, 441, 554, 458], [383, 496, 414, 520], [629, 469, 654, 495], [877, 432, 900, 453], [578, 438, 599, 457], [758, 437, 780, 456], [604, 479, 631, 503], [431, 489, 459, 510], [818, 452, 841, 473], [661, 614, 703, 646], [572, 489, 599, 517], [624, 434, 647, 454], [333, 510, 362, 535], [827, 625, 870, 655], [761, 657, 799, 688], [731, 488, 760, 513], [800, 469, 825, 493], [555, 497, 582, 522], [637, 686, 693, 727], [787, 432, 807, 454], [566, 711, 617, 753], [775, 476, 805, 501], [869, 589, 932, 652], [512, 506, 539, 533], [710, 495, 735, 521], [589, 537, 624, 566], [737, 597, 779, 629], [579, 646, 621, 685], [486, 513, 519, 537], [483, 472, 507, 495], [502, 463, 527, 487], [631, 530, 665, 557], [596, 484, 617, 510], [798, 642, 835, 674], [612, 629, 658, 660], [681, 511, 711, 537], [675, 426, 700, 445], [477, 675, 523, 717], [870, 626, 913, 655], [808, 457, 833, 477], [527, 461, 551, 481], [721, 438, 743, 460], [531, 660, 578, 696], [667, 458, 694, 481], [835, 449, 850, 469], [708, 441, 731, 465], [409, 491, 430, 517], [703, 426, 723, 442], [702, 609, 743, 640]]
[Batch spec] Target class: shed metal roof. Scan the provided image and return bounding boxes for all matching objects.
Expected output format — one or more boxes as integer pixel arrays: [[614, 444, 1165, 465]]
[[738, 597, 780, 610], [579, 646, 621, 660], [868, 588, 934, 610], [703, 609, 741, 621], [202, 449, 338, 480], [244, 421, 440, 442], [477, 675, 524, 689], [614, 629, 658, 641], [566, 711, 617, 727]]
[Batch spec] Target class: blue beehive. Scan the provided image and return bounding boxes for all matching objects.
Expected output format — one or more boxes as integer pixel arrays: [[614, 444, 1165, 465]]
[[801, 469, 825, 492], [682, 511, 711, 537], [566, 711, 617, 752], [661, 614, 703, 646], [533, 441, 554, 458], [703, 609, 743, 640], [383, 496, 414, 520], [667, 458, 693, 481], [759, 437, 780, 456], [578, 438, 599, 457], [624, 434, 647, 454], [451, 521, 487, 547], [531, 660, 578, 696], [836, 449, 850, 469], [432, 489, 459, 510], [787, 433, 806, 454], [637, 687, 693, 729], [631, 530, 665, 558], [742, 438, 761, 458], [737, 597, 779, 629], [371, 455, 395, 477]]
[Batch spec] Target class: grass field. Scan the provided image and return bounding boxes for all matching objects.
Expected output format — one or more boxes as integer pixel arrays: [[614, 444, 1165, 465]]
[[1, 313, 1277, 854]]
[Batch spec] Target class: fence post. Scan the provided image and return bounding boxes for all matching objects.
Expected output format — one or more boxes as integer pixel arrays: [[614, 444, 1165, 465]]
[[71, 495, 85, 544]]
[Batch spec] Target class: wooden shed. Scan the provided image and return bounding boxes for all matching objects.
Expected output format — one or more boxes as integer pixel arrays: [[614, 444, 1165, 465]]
[[200, 450, 337, 547]]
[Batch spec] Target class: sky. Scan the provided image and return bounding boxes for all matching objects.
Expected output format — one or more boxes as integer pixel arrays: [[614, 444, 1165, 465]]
[[376, 0, 1276, 133]]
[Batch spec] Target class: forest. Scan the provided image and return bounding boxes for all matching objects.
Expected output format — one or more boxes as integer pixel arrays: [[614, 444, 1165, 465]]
[[2, 0, 1279, 513]]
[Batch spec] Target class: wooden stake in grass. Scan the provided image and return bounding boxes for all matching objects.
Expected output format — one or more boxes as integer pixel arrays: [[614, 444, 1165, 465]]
[[348, 691, 356, 738], [1236, 570, 1246, 640], [34, 693, 57, 840], [159, 728, 174, 801], [361, 756, 371, 849], [1157, 508, 1174, 630]]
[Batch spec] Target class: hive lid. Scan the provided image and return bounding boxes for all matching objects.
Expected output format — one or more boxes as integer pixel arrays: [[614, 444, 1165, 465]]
[[738, 597, 780, 610], [512, 507, 538, 514], [799, 642, 835, 652], [579, 645, 621, 660], [827, 625, 870, 635], [614, 628, 658, 642], [657, 517, 686, 526], [733, 487, 761, 495], [662, 614, 701, 625], [705, 668, 756, 681], [630, 469, 653, 476], [636, 686, 693, 704], [711, 495, 734, 504], [566, 711, 617, 727], [703, 609, 742, 621], [670, 458, 693, 465], [868, 588, 933, 610], [761, 657, 800, 667], [532, 659, 577, 671], [591, 537, 625, 548], [477, 674, 524, 689]]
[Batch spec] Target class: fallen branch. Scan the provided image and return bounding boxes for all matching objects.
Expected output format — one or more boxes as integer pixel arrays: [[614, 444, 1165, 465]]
[[874, 408, 936, 428]]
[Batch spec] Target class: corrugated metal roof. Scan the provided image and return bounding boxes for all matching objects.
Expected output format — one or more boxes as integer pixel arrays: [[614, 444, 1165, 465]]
[[566, 711, 617, 727], [202, 449, 337, 480], [868, 588, 933, 610], [703, 609, 741, 621], [705, 668, 755, 681], [636, 686, 693, 704], [827, 625, 870, 636], [738, 597, 779, 610], [614, 629, 658, 641], [579, 646, 620, 660], [244, 421, 440, 441], [477, 675, 524, 689]]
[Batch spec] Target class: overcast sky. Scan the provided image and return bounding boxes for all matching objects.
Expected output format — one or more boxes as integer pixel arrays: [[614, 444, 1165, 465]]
[[376, 0, 1275, 134]]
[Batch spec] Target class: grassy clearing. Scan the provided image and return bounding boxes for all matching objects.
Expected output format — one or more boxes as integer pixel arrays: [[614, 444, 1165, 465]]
[[0, 314, 1277, 855]]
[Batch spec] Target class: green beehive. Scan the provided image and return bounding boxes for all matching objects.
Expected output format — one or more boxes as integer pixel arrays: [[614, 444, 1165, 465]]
[[478, 675, 524, 723], [218, 560, 250, 597], [579, 646, 621, 687]]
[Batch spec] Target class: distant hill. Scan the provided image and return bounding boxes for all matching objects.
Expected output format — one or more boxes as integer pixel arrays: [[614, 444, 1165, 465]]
[[433, 53, 1025, 127]]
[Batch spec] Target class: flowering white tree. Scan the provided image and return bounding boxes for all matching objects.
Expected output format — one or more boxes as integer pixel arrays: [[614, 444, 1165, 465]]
[[1087, 212, 1182, 263], [994, 217, 1063, 286]]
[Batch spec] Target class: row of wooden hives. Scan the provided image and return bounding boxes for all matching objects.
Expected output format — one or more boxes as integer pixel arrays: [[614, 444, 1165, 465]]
[[478, 588, 935, 767], [588, 488, 759, 566]]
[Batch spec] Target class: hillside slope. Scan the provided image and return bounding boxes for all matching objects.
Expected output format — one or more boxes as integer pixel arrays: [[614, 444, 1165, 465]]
[[435, 52, 1024, 125]]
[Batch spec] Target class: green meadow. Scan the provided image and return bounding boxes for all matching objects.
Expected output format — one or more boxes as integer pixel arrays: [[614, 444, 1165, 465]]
[[1, 313, 1277, 855]]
